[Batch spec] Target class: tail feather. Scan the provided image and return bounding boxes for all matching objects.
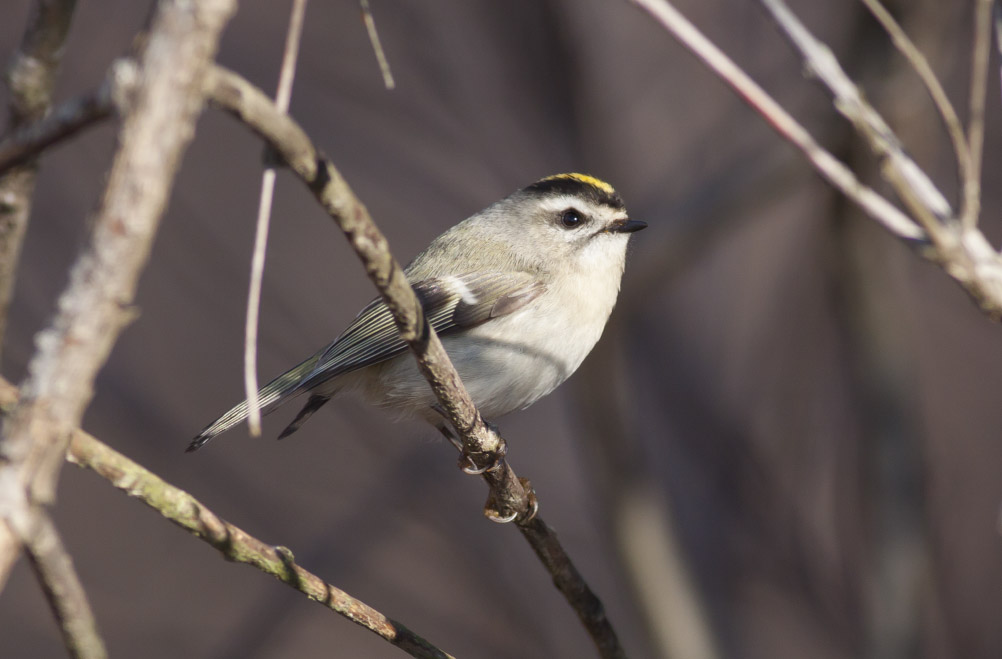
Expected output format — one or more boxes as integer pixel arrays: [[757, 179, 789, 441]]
[[186, 355, 319, 452]]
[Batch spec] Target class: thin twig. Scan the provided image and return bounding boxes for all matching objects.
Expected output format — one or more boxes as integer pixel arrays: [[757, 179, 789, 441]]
[[964, 0, 993, 230], [631, 0, 1002, 316], [205, 65, 626, 658], [23, 512, 107, 659], [0, 0, 238, 598], [627, 0, 924, 242], [758, 0, 953, 221], [244, 0, 309, 436], [361, 0, 395, 90], [859, 0, 974, 226], [0, 88, 109, 172]]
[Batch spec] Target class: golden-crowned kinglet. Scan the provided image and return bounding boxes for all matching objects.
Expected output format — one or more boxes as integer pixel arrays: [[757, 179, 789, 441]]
[[188, 173, 646, 451]]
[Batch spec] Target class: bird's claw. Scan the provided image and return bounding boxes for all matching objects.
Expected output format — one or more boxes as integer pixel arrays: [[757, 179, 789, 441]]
[[458, 439, 507, 475], [484, 478, 538, 524]]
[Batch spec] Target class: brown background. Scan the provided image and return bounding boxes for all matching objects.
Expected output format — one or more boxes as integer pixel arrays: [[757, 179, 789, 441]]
[[2, 1, 1001, 658]]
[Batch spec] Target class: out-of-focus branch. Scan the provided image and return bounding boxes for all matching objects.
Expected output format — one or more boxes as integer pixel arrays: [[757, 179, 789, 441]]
[[859, 0, 973, 225], [361, 0, 396, 90], [204, 65, 626, 659], [755, 0, 1002, 315], [0, 0, 77, 365], [0, 0, 80, 596], [0, 0, 237, 611], [631, 0, 1002, 320], [23, 512, 107, 659], [627, 0, 923, 243], [758, 0, 952, 224], [0, 378, 454, 659], [964, 0, 993, 230], [0, 58, 138, 176]]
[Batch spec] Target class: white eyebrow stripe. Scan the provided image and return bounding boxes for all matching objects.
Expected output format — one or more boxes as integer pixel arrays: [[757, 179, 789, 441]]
[[537, 195, 587, 213], [444, 275, 478, 305]]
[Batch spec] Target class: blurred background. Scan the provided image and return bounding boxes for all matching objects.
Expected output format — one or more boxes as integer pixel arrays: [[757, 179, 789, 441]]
[[2, 0, 1001, 657]]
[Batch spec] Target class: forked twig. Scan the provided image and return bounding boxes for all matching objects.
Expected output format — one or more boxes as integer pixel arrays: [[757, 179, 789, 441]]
[[859, 0, 974, 225], [627, 0, 923, 242], [632, 0, 1002, 318]]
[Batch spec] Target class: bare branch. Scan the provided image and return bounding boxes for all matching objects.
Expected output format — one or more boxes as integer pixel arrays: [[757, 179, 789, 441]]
[[0, 59, 138, 174], [758, 0, 953, 222], [0, 375, 453, 659], [859, 0, 974, 226], [204, 65, 626, 658], [0, 0, 78, 363], [627, 0, 924, 243], [205, 65, 516, 511], [0, 0, 237, 594], [964, 0, 993, 230], [66, 428, 454, 658], [24, 512, 107, 659], [245, 0, 309, 436], [519, 518, 628, 659], [0, 88, 108, 172], [361, 0, 396, 90], [632, 0, 1002, 318]]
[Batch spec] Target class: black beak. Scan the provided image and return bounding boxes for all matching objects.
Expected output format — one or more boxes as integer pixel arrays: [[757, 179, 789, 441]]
[[609, 218, 648, 233]]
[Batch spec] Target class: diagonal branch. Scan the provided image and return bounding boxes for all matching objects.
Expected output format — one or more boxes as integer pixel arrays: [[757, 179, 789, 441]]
[[0, 84, 112, 172], [757, 0, 953, 230], [23, 511, 107, 659], [203, 65, 626, 659], [0, 377, 454, 659], [0, 58, 137, 180], [626, 0, 924, 243], [631, 0, 1002, 319]]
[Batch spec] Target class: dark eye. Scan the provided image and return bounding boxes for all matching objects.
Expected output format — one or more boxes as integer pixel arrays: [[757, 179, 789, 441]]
[[560, 209, 584, 228]]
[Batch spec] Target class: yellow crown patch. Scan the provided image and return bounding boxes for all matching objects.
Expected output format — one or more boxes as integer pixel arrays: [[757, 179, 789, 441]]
[[541, 173, 616, 196]]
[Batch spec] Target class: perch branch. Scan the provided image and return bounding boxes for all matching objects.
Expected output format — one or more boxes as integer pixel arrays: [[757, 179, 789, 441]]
[[204, 65, 626, 659]]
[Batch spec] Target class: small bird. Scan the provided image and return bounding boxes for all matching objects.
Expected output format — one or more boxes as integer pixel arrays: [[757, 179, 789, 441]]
[[187, 173, 646, 452]]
